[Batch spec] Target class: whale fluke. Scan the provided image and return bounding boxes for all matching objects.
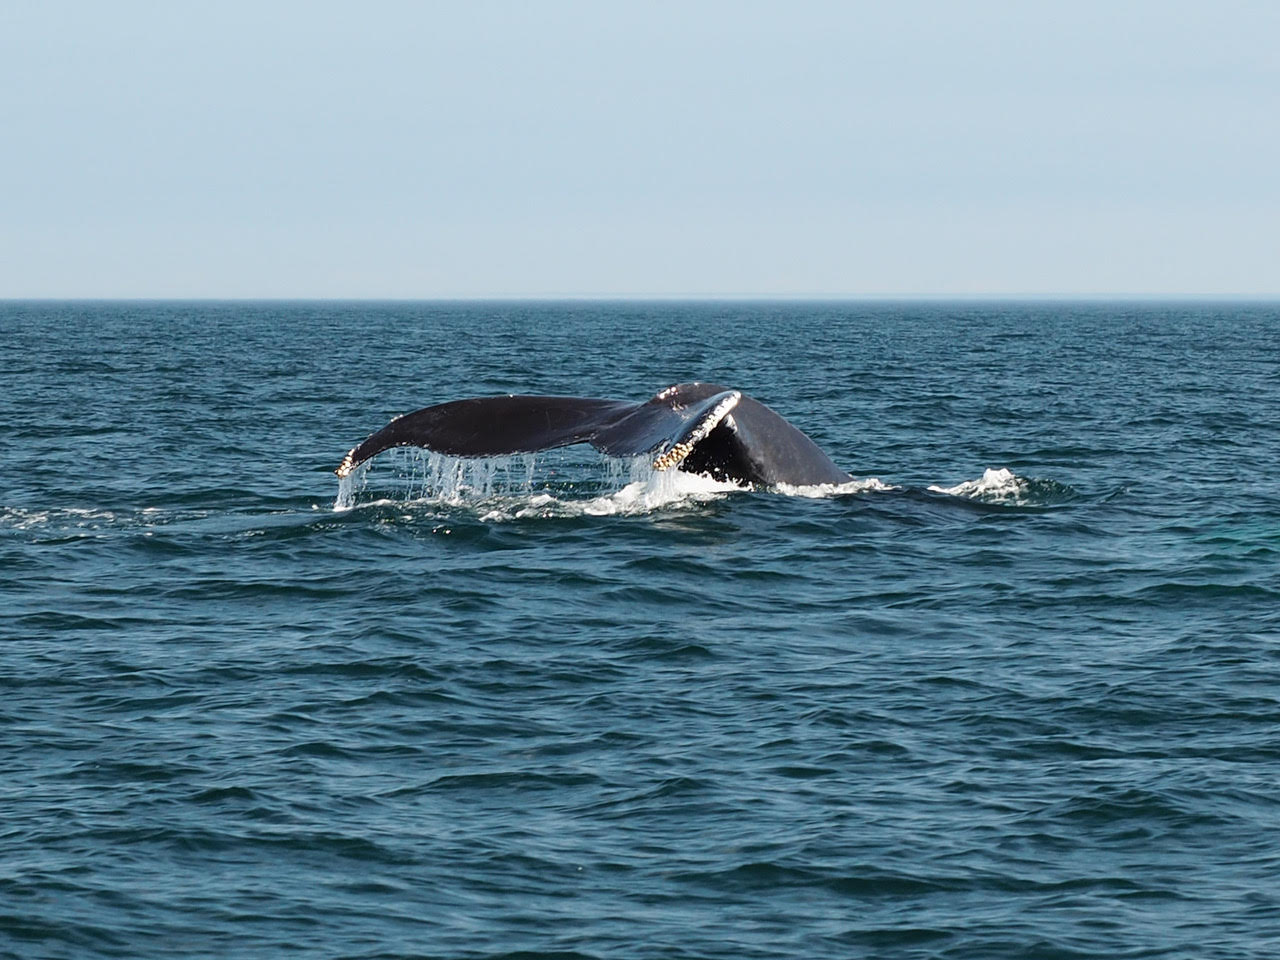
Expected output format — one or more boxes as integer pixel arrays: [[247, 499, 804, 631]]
[[336, 382, 851, 488]]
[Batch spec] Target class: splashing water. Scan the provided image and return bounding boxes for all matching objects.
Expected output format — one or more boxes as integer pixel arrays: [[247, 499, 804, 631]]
[[775, 477, 899, 498], [332, 444, 917, 517], [333, 461, 371, 512], [929, 467, 1078, 506], [333, 447, 746, 517], [481, 468, 744, 521], [335, 451, 1073, 517], [334, 450, 543, 511], [930, 467, 1025, 501]]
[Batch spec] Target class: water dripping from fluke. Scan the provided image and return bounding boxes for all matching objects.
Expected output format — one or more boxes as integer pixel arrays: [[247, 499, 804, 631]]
[[332, 448, 744, 519]]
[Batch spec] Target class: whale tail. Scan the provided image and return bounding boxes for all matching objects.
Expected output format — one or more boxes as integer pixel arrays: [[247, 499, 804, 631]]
[[336, 382, 851, 488]]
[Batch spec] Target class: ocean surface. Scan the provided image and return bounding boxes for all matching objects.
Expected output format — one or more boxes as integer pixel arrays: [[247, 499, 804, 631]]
[[2, 300, 1279, 960]]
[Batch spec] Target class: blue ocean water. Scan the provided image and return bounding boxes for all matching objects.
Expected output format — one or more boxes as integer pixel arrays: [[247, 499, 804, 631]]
[[2, 300, 1279, 959]]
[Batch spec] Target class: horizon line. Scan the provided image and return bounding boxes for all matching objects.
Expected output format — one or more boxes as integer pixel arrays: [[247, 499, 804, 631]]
[[4, 293, 1279, 304]]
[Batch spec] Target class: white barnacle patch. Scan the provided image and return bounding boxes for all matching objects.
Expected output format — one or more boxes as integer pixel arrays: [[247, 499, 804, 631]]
[[652, 441, 693, 472], [651, 391, 740, 471], [336, 448, 358, 478]]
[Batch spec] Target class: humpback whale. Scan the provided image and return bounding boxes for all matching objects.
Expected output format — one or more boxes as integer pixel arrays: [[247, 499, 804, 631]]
[[336, 382, 852, 488]]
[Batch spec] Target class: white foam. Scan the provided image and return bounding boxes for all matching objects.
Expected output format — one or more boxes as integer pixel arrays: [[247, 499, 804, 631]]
[[774, 477, 899, 498], [581, 467, 742, 516], [1, 506, 122, 531], [0, 504, 212, 535], [929, 467, 1026, 502], [476, 461, 742, 521]]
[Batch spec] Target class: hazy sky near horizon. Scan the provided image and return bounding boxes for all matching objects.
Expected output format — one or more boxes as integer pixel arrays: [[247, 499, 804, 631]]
[[2, 1, 1277, 298]]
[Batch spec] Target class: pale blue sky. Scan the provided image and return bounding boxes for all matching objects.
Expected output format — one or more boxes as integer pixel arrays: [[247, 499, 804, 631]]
[[2, 1, 1277, 297]]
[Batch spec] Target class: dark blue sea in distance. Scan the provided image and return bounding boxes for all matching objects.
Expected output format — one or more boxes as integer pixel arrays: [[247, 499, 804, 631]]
[[3, 300, 1279, 960]]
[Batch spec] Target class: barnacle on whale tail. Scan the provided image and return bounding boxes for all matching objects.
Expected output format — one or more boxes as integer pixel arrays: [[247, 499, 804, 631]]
[[651, 391, 740, 471]]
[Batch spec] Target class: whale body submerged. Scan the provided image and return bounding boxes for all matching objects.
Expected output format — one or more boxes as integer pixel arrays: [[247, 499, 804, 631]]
[[336, 382, 852, 488]]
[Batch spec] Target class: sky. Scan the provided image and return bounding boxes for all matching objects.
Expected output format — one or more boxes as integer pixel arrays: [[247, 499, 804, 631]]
[[1, 1, 1277, 298]]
